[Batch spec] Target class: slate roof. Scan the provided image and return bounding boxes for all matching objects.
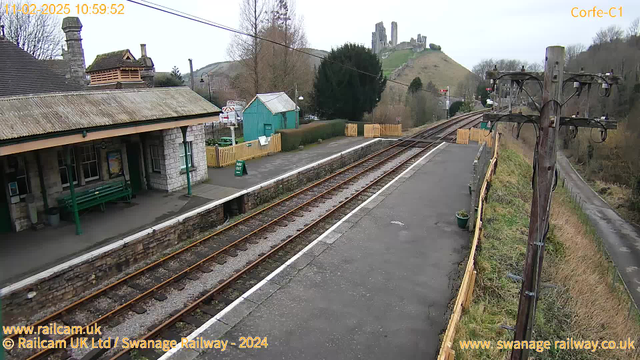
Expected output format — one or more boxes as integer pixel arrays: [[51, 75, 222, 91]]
[[0, 37, 84, 97], [86, 50, 144, 72], [0, 87, 221, 142], [247, 92, 297, 115]]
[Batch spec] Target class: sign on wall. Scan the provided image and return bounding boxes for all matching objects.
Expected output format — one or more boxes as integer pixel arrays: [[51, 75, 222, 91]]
[[107, 150, 124, 178]]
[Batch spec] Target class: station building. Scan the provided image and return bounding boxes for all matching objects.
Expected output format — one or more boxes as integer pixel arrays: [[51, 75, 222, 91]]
[[0, 25, 220, 234]]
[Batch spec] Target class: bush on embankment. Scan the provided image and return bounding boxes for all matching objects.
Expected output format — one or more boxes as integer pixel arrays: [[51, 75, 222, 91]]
[[453, 136, 640, 360], [278, 120, 345, 151]]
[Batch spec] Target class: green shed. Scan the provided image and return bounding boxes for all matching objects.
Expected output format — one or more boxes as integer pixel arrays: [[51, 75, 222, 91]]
[[243, 92, 298, 141]]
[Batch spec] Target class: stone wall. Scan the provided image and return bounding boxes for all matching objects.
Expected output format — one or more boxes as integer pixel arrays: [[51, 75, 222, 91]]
[[2, 203, 224, 322], [243, 140, 391, 211], [163, 125, 208, 192]]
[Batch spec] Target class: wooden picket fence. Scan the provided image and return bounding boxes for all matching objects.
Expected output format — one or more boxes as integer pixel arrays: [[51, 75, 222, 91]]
[[379, 124, 402, 136], [456, 129, 470, 144], [345, 123, 358, 137], [456, 128, 493, 147], [362, 124, 402, 138], [437, 132, 500, 360], [470, 128, 494, 147], [364, 124, 381, 138], [206, 133, 281, 168]]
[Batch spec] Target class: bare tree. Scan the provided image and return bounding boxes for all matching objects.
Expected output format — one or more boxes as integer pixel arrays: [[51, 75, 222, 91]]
[[260, 0, 310, 96], [593, 25, 624, 45], [472, 59, 494, 80], [628, 18, 640, 38], [565, 43, 586, 66], [0, 0, 64, 59], [227, 0, 267, 97]]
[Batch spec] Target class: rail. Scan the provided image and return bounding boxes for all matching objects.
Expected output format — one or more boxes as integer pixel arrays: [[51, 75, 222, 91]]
[[437, 131, 500, 360]]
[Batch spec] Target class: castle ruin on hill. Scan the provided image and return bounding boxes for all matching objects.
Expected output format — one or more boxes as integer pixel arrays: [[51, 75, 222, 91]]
[[371, 21, 427, 55]]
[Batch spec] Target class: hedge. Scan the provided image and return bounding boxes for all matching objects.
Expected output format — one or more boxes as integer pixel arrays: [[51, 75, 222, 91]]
[[278, 120, 346, 151]]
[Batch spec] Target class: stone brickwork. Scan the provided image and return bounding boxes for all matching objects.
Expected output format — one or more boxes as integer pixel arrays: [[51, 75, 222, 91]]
[[5, 137, 132, 231], [2, 203, 224, 322], [61, 17, 86, 86], [243, 140, 391, 211], [163, 125, 208, 192]]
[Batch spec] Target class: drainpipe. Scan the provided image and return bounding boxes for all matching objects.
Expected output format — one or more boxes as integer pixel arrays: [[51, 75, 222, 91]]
[[65, 146, 82, 235], [35, 151, 49, 212], [180, 126, 192, 196]]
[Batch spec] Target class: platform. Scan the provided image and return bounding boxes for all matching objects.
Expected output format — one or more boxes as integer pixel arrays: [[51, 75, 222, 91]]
[[169, 143, 480, 360], [0, 136, 377, 287]]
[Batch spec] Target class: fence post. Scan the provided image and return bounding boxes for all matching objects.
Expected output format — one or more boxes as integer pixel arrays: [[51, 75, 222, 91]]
[[215, 144, 220, 168]]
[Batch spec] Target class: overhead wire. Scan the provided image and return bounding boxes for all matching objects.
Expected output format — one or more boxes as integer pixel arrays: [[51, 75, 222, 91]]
[[126, 0, 444, 96]]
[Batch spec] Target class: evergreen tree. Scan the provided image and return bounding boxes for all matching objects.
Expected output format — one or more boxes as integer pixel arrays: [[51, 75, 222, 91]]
[[408, 77, 423, 94], [313, 43, 386, 121], [170, 66, 184, 84]]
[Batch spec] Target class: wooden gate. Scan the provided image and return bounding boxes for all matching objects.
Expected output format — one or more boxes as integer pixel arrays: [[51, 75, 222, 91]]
[[345, 123, 358, 137], [364, 124, 381, 138], [456, 129, 470, 144], [379, 124, 402, 136]]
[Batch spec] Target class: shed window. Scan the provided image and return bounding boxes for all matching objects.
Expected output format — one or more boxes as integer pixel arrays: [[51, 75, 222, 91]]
[[179, 142, 193, 170], [58, 149, 78, 187], [80, 144, 100, 181], [150, 145, 162, 173]]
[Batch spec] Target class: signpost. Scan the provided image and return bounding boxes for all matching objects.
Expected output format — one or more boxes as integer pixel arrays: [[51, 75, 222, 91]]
[[234, 160, 248, 177]]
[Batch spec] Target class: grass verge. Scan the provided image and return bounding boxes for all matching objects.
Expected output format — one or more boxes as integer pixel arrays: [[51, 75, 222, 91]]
[[453, 136, 640, 359]]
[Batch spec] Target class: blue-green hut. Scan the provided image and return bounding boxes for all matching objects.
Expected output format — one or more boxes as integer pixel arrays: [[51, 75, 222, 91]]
[[243, 92, 298, 141]]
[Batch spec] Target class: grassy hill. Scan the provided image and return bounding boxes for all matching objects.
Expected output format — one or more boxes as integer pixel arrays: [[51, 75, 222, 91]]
[[384, 49, 473, 92], [185, 48, 328, 86]]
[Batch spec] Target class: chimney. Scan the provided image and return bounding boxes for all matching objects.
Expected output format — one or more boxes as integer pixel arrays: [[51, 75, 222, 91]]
[[139, 44, 155, 87], [61, 17, 87, 86]]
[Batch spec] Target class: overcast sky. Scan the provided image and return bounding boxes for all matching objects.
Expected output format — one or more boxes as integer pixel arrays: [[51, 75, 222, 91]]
[[32, 0, 640, 73]]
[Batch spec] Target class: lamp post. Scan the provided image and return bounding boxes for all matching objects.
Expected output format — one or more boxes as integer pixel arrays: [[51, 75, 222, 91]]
[[200, 72, 212, 102]]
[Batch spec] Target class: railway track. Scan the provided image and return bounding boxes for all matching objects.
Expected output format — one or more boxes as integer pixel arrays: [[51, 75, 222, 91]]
[[5, 111, 485, 360]]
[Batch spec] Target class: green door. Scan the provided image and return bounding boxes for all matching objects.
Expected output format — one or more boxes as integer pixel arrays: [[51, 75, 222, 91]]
[[126, 143, 143, 194], [264, 124, 273, 137], [0, 181, 11, 233]]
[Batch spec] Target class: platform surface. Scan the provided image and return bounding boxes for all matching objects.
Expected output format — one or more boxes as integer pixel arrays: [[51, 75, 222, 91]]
[[174, 143, 479, 360], [0, 136, 374, 287]]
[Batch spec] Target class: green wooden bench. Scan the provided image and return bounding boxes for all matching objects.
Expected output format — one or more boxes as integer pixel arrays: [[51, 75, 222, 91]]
[[57, 180, 132, 214]]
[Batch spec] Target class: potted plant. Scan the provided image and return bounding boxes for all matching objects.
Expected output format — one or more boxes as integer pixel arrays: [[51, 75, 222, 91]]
[[456, 209, 469, 229]]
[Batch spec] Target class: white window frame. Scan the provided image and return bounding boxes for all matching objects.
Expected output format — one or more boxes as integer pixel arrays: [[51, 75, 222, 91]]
[[179, 142, 193, 170], [79, 144, 100, 182], [150, 145, 162, 173], [58, 149, 78, 188]]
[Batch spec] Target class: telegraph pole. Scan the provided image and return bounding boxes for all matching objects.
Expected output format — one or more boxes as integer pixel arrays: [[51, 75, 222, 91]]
[[510, 46, 564, 360], [484, 46, 619, 360], [188, 58, 195, 91]]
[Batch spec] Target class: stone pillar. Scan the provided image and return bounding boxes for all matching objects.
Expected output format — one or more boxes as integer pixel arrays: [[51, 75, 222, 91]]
[[61, 17, 86, 87]]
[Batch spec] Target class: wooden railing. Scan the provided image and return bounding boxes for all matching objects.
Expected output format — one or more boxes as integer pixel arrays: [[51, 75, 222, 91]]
[[438, 132, 500, 360], [206, 133, 281, 168]]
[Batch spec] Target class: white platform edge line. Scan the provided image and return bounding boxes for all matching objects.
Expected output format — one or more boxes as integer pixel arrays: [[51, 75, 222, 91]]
[[0, 139, 392, 296], [157, 142, 447, 360]]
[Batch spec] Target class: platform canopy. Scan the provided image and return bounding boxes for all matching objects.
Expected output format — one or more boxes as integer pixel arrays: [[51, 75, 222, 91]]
[[0, 87, 221, 155]]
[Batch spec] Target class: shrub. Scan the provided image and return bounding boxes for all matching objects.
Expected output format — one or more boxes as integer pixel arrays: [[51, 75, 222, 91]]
[[278, 120, 346, 151]]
